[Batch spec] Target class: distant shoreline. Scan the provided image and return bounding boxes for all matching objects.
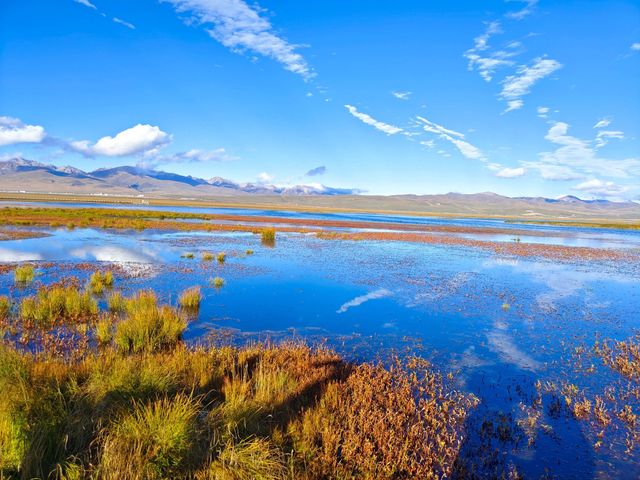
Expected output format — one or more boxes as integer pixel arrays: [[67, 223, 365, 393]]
[[1, 191, 639, 229]]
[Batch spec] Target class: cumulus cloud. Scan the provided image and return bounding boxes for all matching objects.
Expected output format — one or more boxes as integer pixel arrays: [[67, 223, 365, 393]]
[[631, 43, 640, 52], [391, 91, 411, 100], [73, 0, 97, 9], [71, 124, 171, 157], [0, 116, 46, 146], [257, 172, 274, 183], [162, 0, 314, 79], [113, 17, 135, 29], [305, 165, 326, 176], [496, 167, 525, 178], [500, 57, 562, 111], [416, 116, 484, 160], [345, 105, 403, 135], [573, 179, 628, 198]]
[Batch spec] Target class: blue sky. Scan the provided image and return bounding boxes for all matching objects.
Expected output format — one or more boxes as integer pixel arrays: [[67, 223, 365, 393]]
[[1, 0, 639, 199]]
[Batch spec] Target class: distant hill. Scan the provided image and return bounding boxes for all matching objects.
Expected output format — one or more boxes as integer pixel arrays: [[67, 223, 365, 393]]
[[0, 158, 639, 220]]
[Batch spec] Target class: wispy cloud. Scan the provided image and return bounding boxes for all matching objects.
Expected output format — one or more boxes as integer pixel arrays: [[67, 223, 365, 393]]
[[595, 130, 624, 149], [0, 116, 46, 146], [500, 57, 562, 111], [113, 17, 135, 29], [162, 0, 314, 80], [71, 124, 171, 157], [345, 105, 403, 135], [495, 166, 525, 178], [391, 91, 411, 100], [631, 43, 640, 52], [73, 0, 97, 10], [416, 116, 484, 160], [524, 121, 640, 181], [537, 106, 550, 118], [337, 288, 391, 314], [464, 22, 518, 82], [144, 148, 236, 167], [305, 165, 326, 176], [505, 0, 539, 20]]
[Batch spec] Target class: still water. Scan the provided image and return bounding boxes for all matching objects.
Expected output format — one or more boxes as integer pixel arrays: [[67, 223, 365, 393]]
[[1, 207, 639, 478]]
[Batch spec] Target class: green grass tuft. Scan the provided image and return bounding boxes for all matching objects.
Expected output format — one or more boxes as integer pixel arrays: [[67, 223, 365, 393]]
[[179, 287, 202, 310], [14, 264, 35, 284]]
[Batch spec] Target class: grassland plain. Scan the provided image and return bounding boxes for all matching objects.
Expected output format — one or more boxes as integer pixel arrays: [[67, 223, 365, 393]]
[[0, 280, 480, 480]]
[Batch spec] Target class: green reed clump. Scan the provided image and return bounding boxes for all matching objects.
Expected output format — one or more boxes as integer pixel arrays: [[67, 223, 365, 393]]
[[89, 271, 115, 295], [107, 291, 126, 313], [246, 249, 254, 255], [98, 394, 200, 479], [212, 277, 224, 289], [179, 287, 202, 310], [114, 291, 187, 353], [14, 264, 35, 284], [217, 252, 226, 264], [181, 252, 195, 259], [95, 318, 114, 345], [202, 252, 215, 261], [19, 285, 98, 327], [0, 296, 11, 320], [261, 228, 276, 245]]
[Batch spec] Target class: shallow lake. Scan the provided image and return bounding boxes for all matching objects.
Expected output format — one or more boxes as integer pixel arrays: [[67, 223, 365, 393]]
[[1, 205, 639, 478]]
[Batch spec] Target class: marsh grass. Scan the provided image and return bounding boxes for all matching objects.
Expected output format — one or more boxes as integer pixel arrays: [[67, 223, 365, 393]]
[[202, 252, 215, 261], [0, 296, 11, 320], [107, 291, 125, 313], [179, 287, 202, 310], [261, 228, 276, 246], [14, 264, 35, 284], [181, 253, 195, 259], [89, 271, 114, 295], [19, 285, 98, 327], [245, 249, 254, 255], [217, 253, 226, 264], [0, 285, 478, 479], [212, 277, 224, 289], [114, 291, 187, 353]]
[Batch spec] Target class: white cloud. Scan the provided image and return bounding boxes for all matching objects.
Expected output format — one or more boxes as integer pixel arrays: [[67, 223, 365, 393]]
[[595, 130, 624, 148], [71, 124, 171, 157], [631, 43, 640, 51], [573, 179, 628, 198], [496, 167, 525, 178], [73, 0, 97, 9], [0, 116, 46, 146], [420, 140, 435, 149], [504, 99, 523, 112], [500, 57, 562, 110], [537, 106, 550, 118], [524, 121, 640, 181], [391, 91, 411, 100], [345, 105, 403, 135], [416, 116, 484, 160], [593, 118, 611, 129], [337, 288, 391, 314], [505, 0, 539, 20], [464, 22, 518, 82], [113, 17, 135, 29], [257, 172, 274, 183], [162, 0, 314, 80]]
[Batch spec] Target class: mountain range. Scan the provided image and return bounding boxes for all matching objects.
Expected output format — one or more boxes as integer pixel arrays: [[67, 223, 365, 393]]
[[1, 158, 639, 219], [0, 158, 360, 197]]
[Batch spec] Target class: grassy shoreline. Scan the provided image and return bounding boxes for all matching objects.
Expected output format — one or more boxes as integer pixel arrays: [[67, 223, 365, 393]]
[[1, 192, 638, 227], [0, 283, 478, 479]]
